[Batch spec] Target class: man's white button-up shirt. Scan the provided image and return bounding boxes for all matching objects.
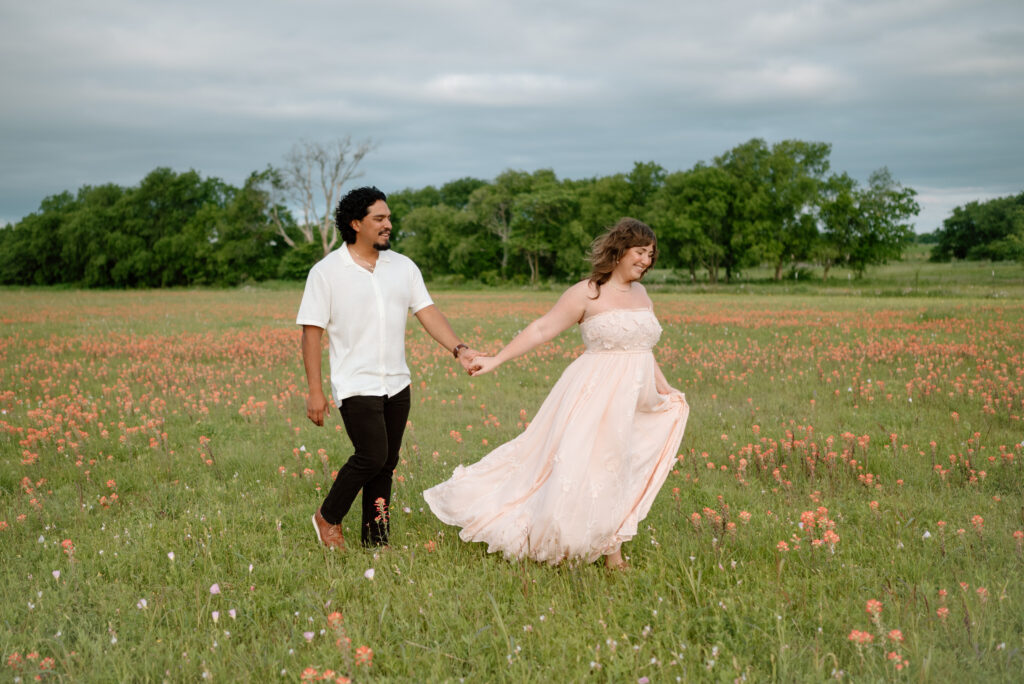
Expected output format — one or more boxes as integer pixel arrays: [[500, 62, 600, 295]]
[[296, 244, 433, 402]]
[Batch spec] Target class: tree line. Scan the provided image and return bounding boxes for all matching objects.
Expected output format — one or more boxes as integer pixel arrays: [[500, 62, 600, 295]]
[[0, 167, 296, 287], [0, 137, 924, 288], [390, 139, 920, 284], [0, 137, 375, 288], [925, 191, 1024, 263]]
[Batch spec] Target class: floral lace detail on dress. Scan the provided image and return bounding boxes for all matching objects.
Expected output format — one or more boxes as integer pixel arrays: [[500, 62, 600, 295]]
[[580, 309, 661, 352]]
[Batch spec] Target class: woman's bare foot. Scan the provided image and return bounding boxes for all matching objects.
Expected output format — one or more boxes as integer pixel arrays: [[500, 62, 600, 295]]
[[604, 550, 629, 570]]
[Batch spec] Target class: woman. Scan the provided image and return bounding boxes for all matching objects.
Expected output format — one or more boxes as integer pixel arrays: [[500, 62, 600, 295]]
[[423, 218, 689, 569]]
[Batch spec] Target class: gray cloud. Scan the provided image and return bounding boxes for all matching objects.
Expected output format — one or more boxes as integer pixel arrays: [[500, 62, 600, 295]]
[[1, 0, 1021, 233]]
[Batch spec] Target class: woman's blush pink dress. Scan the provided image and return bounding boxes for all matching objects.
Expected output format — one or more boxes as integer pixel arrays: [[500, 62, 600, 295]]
[[423, 308, 689, 565]]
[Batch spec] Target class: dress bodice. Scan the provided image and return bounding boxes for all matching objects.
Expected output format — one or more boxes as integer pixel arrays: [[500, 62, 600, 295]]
[[579, 309, 662, 352]]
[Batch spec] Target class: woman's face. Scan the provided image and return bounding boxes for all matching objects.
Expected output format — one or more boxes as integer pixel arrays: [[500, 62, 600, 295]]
[[615, 243, 655, 281]]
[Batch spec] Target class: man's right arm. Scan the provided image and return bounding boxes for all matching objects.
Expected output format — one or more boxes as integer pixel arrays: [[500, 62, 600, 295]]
[[302, 325, 329, 426]]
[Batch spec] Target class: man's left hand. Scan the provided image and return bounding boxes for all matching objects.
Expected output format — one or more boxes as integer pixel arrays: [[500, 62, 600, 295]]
[[457, 348, 481, 375]]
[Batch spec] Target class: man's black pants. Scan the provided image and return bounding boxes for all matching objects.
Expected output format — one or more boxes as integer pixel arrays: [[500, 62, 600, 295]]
[[320, 386, 410, 546]]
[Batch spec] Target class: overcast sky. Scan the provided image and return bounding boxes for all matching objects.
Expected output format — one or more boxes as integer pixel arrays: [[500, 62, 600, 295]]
[[2, 0, 1022, 232]]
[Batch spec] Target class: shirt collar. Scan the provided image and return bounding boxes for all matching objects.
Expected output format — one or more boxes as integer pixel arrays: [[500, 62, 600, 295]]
[[340, 244, 356, 267], [342, 243, 393, 266]]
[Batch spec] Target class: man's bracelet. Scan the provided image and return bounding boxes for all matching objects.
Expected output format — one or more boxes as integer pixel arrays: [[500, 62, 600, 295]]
[[453, 343, 469, 358]]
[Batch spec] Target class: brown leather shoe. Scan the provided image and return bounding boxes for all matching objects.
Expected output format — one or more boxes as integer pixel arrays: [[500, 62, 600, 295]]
[[312, 509, 345, 550]]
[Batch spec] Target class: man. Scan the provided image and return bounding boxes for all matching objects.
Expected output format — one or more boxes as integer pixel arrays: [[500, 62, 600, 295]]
[[296, 186, 478, 549]]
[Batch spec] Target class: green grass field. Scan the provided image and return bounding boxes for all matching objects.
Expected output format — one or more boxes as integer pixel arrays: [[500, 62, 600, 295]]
[[632, 245, 1024, 301], [2, 262, 1023, 681]]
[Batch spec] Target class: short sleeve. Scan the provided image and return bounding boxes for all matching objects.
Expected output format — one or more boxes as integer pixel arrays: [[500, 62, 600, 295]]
[[295, 266, 331, 328], [408, 261, 433, 314]]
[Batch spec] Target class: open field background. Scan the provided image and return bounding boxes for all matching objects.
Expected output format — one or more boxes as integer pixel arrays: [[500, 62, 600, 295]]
[[568, 246, 1024, 301], [2, 265, 1024, 681]]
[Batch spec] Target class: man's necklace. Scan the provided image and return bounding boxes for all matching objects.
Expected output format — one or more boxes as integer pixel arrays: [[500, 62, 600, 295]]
[[352, 253, 376, 272]]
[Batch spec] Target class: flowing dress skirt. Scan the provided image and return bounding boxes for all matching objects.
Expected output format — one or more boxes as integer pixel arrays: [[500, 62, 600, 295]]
[[424, 346, 689, 565]]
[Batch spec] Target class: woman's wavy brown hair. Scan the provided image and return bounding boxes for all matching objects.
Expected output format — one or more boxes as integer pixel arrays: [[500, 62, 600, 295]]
[[586, 217, 658, 298]]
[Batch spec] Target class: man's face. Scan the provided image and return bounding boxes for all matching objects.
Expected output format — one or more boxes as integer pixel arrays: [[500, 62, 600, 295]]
[[353, 200, 392, 251]]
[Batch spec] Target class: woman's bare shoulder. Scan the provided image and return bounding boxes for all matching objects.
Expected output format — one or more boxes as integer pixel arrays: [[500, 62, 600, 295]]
[[565, 279, 597, 298], [634, 281, 655, 307], [551, 280, 595, 319]]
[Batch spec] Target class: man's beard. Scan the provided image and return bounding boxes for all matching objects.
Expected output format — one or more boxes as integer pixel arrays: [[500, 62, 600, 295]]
[[373, 239, 391, 251]]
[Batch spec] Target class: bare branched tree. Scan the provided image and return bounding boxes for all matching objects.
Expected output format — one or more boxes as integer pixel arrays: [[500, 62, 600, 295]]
[[275, 137, 376, 255]]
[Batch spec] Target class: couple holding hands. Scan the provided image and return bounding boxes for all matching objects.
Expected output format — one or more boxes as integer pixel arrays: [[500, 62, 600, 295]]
[[298, 186, 688, 569]]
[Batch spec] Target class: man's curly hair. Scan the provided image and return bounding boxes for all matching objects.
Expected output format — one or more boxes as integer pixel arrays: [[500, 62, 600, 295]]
[[335, 186, 387, 244]]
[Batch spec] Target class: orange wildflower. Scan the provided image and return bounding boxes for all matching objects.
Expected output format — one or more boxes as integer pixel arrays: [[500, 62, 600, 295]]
[[354, 645, 373, 666]]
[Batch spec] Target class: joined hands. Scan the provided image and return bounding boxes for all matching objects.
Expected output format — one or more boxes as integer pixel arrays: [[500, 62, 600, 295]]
[[455, 348, 501, 376], [456, 348, 482, 375], [468, 356, 499, 376]]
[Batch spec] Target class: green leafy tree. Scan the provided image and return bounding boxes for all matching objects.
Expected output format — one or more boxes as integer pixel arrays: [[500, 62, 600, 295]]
[[439, 177, 487, 209], [397, 204, 468, 277], [714, 139, 830, 280], [2, 165, 299, 287], [712, 140, 774, 281], [818, 168, 919, 278], [815, 172, 858, 280], [277, 241, 323, 281], [445, 213, 502, 280], [0, 192, 74, 285], [764, 140, 830, 279], [854, 168, 919, 275], [112, 168, 230, 286], [510, 182, 580, 283], [575, 175, 632, 237], [573, 162, 665, 243], [650, 165, 733, 282], [152, 206, 217, 286], [55, 184, 127, 286], [930, 192, 1024, 261], [211, 170, 293, 284], [467, 170, 542, 279], [389, 179, 488, 269], [624, 161, 666, 216], [387, 185, 443, 241], [553, 217, 592, 281]]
